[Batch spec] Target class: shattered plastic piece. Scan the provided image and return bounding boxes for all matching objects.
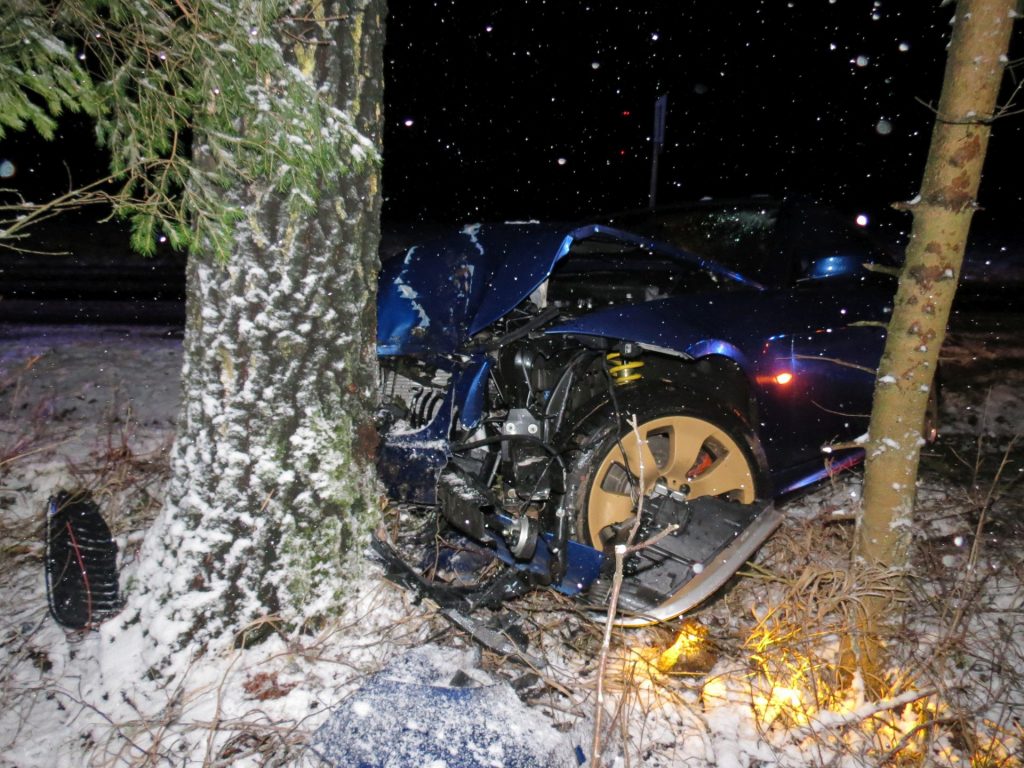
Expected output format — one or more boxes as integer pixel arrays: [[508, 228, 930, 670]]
[[311, 648, 577, 767]]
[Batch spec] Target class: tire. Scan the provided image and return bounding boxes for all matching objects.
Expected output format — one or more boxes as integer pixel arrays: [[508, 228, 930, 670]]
[[563, 385, 769, 549]]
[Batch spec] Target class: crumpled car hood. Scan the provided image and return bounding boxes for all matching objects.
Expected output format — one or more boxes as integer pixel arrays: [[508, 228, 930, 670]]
[[377, 223, 572, 355], [377, 222, 751, 356]]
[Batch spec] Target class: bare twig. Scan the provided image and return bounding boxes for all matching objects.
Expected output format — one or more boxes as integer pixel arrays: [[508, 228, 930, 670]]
[[793, 355, 876, 375], [794, 687, 937, 740], [591, 414, 647, 768], [862, 263, 901, 278]]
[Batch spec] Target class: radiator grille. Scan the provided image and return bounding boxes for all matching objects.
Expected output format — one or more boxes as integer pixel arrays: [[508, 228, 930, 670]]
[[380, 363, 451, 429]]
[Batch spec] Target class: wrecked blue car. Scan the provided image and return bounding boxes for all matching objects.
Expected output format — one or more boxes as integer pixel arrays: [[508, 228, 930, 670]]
[[376, 199, 901, 624]]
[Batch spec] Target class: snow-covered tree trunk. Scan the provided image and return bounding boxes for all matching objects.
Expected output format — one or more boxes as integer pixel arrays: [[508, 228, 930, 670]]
[[851, 0, 1015, 691], [122, 0, 386, 664]]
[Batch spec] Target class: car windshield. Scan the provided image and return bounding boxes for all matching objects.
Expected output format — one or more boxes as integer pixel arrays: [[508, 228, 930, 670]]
[[601, 199, 895, 287], [602, 203, 782, 285], [546, 234, 731, 310]]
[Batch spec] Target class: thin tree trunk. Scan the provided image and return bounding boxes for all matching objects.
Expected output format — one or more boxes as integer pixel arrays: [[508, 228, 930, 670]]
[[122, 0, 386, 666], [850, 0, 1015, 692]]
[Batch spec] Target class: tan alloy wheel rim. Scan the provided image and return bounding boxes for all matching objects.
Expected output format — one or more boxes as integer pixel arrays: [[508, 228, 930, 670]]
[[585, 415, 755, 545]]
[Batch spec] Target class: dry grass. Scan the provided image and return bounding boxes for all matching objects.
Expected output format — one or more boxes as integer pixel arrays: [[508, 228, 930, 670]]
[[525, 451, 1024, 767], [63, 414, 173, 537], [6, 460, 1021, 768], [3, 367, 1021, 766]]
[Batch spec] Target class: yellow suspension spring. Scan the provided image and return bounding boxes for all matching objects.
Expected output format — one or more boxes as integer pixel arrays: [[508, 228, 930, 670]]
[[606, 352, 644, 385]]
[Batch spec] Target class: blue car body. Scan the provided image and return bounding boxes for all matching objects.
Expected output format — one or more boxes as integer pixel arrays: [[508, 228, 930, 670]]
[[376, 200, 895, 622]]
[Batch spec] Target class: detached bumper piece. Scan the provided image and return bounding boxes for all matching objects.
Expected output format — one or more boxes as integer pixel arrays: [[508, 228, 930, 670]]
[[436, 467, 604, 596], [585, 495, 782, 626], [372, 534, 543, 668], [45, 491, 121, 629]]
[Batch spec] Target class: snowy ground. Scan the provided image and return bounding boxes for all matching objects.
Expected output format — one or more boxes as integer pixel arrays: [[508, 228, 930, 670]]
[[1, 309, 1022, 768]]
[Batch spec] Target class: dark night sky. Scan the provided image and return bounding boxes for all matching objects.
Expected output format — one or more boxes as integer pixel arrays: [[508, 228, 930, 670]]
[[1, 2, 1021, 236], [382, 1, 1023, 230]]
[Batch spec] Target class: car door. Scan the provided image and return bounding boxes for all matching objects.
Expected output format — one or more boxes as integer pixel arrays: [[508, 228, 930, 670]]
[[752, 206, 897, 478]]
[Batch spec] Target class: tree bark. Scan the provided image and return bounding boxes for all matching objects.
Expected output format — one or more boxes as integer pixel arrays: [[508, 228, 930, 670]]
[[851, 0, 1015, 692], [121, 0, 386, 666]]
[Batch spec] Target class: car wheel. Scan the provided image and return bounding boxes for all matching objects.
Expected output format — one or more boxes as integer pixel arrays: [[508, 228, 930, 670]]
[[565, 387, 768, 549]]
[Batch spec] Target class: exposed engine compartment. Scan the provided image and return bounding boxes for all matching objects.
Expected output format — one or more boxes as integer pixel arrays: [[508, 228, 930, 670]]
[[375, 215, 889, 622]]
